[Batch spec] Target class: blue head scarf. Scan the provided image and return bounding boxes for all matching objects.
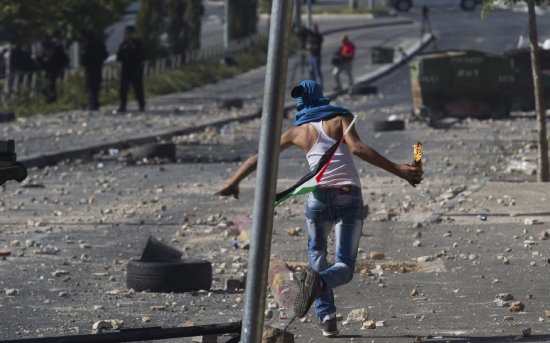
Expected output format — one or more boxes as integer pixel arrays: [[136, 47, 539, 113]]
[[292, 80, 352, 126]]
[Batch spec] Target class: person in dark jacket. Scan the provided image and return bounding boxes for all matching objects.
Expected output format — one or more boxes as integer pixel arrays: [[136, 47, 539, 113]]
[[81, 28, 108, 110], [38, 31, 69, 103], [115, 25, 145, 114]]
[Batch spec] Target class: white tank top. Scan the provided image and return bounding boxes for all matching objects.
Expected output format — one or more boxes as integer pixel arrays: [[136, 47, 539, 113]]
[[306, 121, 361, 188]]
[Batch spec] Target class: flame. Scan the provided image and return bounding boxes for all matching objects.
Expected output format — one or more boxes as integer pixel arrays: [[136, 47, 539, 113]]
[[413, 140, 422, 163]]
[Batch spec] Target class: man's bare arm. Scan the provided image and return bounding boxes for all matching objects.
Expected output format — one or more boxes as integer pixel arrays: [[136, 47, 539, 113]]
[[216, 127, 300, 199], [342, 116, 423, 186]]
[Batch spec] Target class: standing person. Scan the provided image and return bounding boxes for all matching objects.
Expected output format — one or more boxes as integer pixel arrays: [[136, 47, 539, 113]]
[[37, 30, 69, 103], [81, 28, 108, 110], [115, 25, 145, 114], [332, 35, 355, 94], [421, 6, 433, 38], [216, 80, 422, 337], [306, 24, 324, 88]]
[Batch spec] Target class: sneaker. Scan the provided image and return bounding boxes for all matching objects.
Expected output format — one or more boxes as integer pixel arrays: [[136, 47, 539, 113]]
[[318, 316, 339, 337], [294, 267, 324, 318]]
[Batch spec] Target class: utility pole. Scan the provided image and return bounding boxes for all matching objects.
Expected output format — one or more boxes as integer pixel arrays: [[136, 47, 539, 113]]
[[240, 0, 294, 342]]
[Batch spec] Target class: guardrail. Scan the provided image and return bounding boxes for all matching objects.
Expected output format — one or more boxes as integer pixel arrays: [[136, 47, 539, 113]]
[[1, 34, 260, 106]]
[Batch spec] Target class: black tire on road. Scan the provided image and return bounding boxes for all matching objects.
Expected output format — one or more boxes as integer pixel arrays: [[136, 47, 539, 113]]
[[373, 120, 405, 132], [132, 142, 176, 161], [126, 259, 212, 293]]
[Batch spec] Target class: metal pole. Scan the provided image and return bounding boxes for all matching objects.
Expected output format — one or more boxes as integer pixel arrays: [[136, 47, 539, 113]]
[[224, 0, 230, 49], [240, 0, 294, 341]]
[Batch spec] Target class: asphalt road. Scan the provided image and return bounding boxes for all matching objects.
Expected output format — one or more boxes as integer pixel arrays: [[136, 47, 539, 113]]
[[2, 5, 550, 343]]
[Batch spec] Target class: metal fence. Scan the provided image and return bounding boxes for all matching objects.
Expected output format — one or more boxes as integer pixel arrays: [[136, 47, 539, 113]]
[[1, 34, 260, 105]]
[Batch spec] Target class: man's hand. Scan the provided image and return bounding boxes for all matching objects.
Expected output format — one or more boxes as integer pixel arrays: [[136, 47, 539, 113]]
[[397, 164, 423, 187], [216, 183, 240, 199]]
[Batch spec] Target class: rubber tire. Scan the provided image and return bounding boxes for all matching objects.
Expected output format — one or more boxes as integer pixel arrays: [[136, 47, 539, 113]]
[[132, 142, 176, 161], [394, 0, 411, 12], [460, 0, 476, 10], [126, 259, 212, 293], [373, 120, 405, 132]]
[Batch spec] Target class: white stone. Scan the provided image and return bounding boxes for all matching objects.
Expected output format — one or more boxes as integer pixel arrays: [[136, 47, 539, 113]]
[[417, 256, 434, 262], [5, 288, 19, 296], [347, 308, 369, 322], [92, 320, 112, 331], [52, 270, 70, 277]]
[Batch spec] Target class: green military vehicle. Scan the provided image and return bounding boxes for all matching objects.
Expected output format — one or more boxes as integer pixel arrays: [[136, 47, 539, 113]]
[[409, 50, 515, 123]]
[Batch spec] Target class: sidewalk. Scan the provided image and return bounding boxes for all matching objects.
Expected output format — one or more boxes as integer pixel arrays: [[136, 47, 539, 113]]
[[1, 15, 433, 169]]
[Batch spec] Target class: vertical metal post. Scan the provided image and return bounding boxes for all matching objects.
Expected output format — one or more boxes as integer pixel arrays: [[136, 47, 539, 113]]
[[240, 0, 294, 342], [224, 0, 230, 49]]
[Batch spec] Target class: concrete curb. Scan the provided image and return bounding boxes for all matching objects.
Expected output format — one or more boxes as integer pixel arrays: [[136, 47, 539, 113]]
[[19, 23, 433, 171]]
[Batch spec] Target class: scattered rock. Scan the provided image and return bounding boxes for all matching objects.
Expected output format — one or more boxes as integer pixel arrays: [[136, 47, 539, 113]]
[[375, 320, 386, 327], [34, 245, 60, 255], [361, 320, 376, 330], [524, 218, 539, 225], [52, 270, 70, 277], [5, 288, 19, 296], [287, 227, 299, 236], [142, 316, 152, 323], [410, 288, 419, 297], [262, 325, 294, 343], [370, 251, 385, 260], [496, 293, 514, 301], [541, 231, 550, 239], [509, 301, 525, 312], [503, 316, 514, 321], [346, 308, 369, 322], [92, 320, 112, 333], [545, 310, 550, 318], [417, 256, 433, 262], [0, 249, 11, 257], [111, 320, 124, 330], [413, 240, 422, 248], [494, 299, 510, 307]]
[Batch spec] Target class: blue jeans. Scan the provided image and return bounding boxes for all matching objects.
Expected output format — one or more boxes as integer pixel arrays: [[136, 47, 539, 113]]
[[305, 186, 364, 318], [308, 56, 323, 88]]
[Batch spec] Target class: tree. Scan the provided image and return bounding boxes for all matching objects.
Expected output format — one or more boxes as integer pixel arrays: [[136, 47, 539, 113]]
[[0, 1, 131, 45], [229, 0, 258, 40], [482, 0, 549, 182], [166, 0, 186, 55], [183, 0, 204, 51], [135, 0, 166, 60]]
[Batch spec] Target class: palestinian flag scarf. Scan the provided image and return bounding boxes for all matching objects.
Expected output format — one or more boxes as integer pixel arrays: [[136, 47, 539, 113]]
[[274, 115, 358, 207]]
